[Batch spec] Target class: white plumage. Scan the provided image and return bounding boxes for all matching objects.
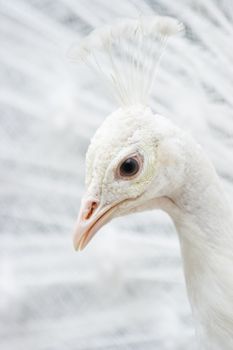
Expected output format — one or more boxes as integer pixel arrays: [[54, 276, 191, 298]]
[[1, 2, 233, 350], [72, 14, 233, 350], [69, 16, 184, 105]]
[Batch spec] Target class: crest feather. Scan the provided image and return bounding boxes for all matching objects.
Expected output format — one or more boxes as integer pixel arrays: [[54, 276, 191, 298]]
[[69, 16, 184, 106]]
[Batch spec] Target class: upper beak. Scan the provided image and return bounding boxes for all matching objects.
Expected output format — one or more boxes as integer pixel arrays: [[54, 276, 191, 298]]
[[73, 195, 117, 251]]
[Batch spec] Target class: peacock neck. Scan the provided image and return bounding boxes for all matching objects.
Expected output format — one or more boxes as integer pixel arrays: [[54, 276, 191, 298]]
[[169, 145, 233, 350]]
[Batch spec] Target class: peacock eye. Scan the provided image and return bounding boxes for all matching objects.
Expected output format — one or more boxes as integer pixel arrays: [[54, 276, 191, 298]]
[[117, 155, 142, 179]]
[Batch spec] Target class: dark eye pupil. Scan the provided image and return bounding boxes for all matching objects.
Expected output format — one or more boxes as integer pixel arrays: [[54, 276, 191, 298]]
[[120, 158, 139, 177]]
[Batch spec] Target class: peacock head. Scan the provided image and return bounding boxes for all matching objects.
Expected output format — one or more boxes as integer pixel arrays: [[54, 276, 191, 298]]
[[73, 104, 187, 250], [69, 16, 185, 250]]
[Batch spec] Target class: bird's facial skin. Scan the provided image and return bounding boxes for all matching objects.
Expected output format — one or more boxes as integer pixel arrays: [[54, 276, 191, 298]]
[[73, 105, 185, 251]]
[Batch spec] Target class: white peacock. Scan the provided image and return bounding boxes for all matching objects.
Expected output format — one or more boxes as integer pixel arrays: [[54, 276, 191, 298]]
[[69, 16, 233, 350]]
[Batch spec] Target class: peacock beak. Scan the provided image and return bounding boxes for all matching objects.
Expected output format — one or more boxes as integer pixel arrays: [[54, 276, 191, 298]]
[[73, 195, 117, 251]]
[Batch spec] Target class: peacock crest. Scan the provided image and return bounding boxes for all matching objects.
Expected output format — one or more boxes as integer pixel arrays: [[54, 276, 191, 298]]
[[68, 16, 184, 106]]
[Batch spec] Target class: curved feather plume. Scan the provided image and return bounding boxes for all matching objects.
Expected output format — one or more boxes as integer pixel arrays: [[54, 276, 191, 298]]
[[68, 16, 184, 106]]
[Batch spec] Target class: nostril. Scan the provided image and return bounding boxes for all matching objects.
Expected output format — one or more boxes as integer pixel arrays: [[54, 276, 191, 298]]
[[82, 200, 98, 221]]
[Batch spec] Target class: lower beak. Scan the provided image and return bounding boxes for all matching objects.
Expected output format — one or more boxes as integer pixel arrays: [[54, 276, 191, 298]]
[[73, 198, 117, 251]]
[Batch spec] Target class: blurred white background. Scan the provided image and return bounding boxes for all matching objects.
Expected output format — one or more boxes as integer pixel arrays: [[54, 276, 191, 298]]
[[0, 1, 233, 349]]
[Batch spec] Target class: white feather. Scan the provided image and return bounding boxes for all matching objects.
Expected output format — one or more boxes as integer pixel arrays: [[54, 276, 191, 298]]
[[68, 16, 184, 106]]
